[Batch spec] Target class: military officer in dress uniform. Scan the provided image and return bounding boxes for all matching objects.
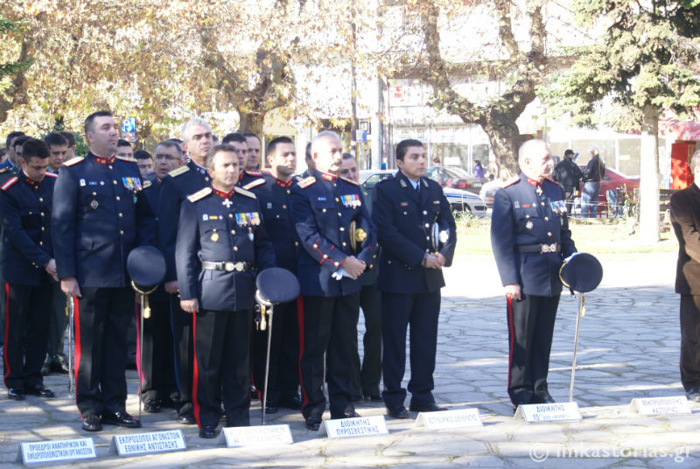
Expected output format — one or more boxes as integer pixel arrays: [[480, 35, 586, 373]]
[[491, 139, 577, 410], [373, 139, 456, 419], [222, 132, 264, 189], [138, 140, 184, 413], [290, 131, 377, 430], [176, 144, 276, 439], [52, 111, 155, 432], [0, 138, 57, 400], [247, 136, 301, 413], [158, 117, 213, 425]]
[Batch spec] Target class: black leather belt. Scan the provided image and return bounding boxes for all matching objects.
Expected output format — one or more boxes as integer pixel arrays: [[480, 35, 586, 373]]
[[201, 261, 250, 272], [517, 243, 560, 254]]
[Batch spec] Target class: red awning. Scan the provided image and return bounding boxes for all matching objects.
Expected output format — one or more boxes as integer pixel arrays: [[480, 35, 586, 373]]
[[659, 117, 700, 141]]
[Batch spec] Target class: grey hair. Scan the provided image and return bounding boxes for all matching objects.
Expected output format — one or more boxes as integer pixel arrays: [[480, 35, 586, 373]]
[[311, 130, 341, 155], [181, 117, 212, 143], [518, 139, 550, 168]]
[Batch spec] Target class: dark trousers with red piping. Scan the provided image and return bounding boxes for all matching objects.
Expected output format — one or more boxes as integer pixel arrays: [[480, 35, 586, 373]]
[[507, 293, 560, 405], [170, 294, 194, 417], [298, 294, 359, 420], [75, 287, 133, 418], [193, 308, 252, 428], [3, 278, 52, 390]]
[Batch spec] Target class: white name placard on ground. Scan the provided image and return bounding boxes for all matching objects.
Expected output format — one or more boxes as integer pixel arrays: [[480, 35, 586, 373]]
[[414, 408, 483, 430], [19, 438, 96, 465], [112, 430, 186, 456], [629, 396, 692, 416], [223, 424, 294, 448], [322, 416, 388, 439], [514, 402, 582, 423]]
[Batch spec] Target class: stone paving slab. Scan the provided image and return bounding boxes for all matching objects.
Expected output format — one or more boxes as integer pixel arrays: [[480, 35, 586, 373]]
[[2, 252, 698, 467]]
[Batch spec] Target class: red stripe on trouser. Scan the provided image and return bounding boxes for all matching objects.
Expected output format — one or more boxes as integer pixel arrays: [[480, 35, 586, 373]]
[[191, 313, 201, 427], [73, 296, 82, 417], [506, 297, 514, 391], [3, 283, 10, 386], [135, 302, 142, 396], [296, 296, 308, 414]]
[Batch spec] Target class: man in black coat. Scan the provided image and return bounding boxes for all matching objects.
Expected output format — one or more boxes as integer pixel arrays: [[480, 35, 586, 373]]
[[52, 111, 155, 432], [670, 149, 700, 402], [372, 139, 457, 419], [552, 149, 583, 214], [491, 139, 577, 410]]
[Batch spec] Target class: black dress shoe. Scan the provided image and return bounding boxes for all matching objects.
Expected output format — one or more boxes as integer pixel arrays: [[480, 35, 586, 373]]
[[364, 394, 384, 402], [82, 414, 102, 432], [331, 410, 360, 420], [264, 404, 279, 414], [687, 388, 700, 402], [177, 413, 196, 425], [144, 399, 162, 413], [531, 394, 555, 404], [409, 403, 446, 412], [102, 410, 141, 428], [7, 388, 25, 401], [305, 414, 323, 431], [41, 362, 51, 376], [387, 406, 411, 419], [26, 384, 55, 398], [199, 425, 217, 439], [50, 361, 69, 374], [279, 395, 302, 410]]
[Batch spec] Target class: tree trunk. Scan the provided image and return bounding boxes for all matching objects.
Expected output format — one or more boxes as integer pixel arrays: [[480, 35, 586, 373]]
[[236, 110, 265, 136], [481, 111, 521, 179], [638, 104, 660, 244]]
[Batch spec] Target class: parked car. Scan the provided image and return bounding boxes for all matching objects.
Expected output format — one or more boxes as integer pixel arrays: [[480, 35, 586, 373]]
[[425, 166, 488, 194], [359, 170, 488, 216], [579, 166, 640, 193]]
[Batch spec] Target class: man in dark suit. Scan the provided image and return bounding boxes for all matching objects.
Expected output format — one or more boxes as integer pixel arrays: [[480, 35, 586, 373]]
[[176, 144, 276, 438], [372, 139, 456, 419], [52, 110, 155, 432], [289, 131, 377, 430], [0, 138, 57, 400], [552, 149, 583, 214], [491, 139, 577, 411], [158, 117, 213, 425], [670, 149, 700, 402]]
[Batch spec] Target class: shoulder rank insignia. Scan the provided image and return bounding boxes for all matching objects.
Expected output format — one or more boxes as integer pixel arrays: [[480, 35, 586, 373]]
[[63, 156, 85, 167], [242, 178, 265, 190], [1, 177, 18, 191], [44, 172, 58, 179], [169, 166, 190, 177], [297, 176, 316, 189], [339, 176, 359, 186], [245, 170, 263, 177], [503, 177, 520, 188], [234, 186, 257, 199], [143, 180, 152, 189], [0, 167, 8, 174], [187, 187, 212, 202], [115, 155, 137, 163]]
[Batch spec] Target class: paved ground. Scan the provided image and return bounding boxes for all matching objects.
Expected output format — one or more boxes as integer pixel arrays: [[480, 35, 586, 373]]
[[1, 251, 697, 468]]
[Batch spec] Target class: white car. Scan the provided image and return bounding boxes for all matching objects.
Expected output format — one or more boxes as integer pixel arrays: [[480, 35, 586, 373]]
[[359, 170, 488, 216]]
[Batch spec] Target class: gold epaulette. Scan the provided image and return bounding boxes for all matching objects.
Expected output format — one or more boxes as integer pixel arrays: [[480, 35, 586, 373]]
[[143, 180, 152, 189], [187, 187, 212, 202], [297, 176, 316, 189], [503, 177, 520, 188], [340, 176, 358, 186], [242, 178, 265, 190], [169, 166, 190, 177], [63, 156, 84, 167], [235, 186, 256, 199], [1, 177, 18, 191], [115, 155, 136, 163]]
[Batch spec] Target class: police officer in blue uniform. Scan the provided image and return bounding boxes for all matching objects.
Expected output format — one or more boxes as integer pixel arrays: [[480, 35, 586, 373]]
[[290, 131, 377, 430], [52, 111, 155, 432], [247, 136, 301, 413], [158, 118, 213, 424], [491, 139, 577, 410], [0, 138, 57, 400], [176, 144, 276, 439], [138, 140, 184, 413], [373, 139, 456, 419]]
